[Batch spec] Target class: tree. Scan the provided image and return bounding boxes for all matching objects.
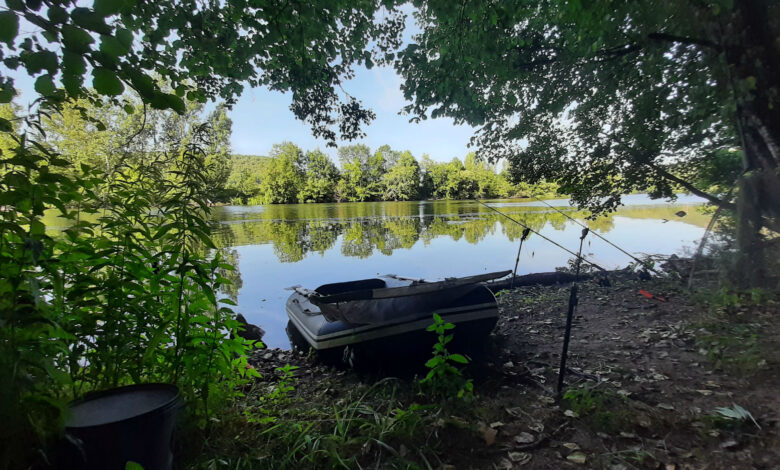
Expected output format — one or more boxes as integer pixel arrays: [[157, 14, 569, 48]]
[[395, 0, 780, 284], [299, 149, 340, 203], [256, 142, 305, 204], [337, 144, 382, 202], [0, 0, 406, 143], [382, 150, 420, 200], [225, 154, 268, 200]]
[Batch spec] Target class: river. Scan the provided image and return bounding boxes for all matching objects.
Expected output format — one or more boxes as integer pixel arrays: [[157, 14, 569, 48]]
[[210, 194, 707, 348]]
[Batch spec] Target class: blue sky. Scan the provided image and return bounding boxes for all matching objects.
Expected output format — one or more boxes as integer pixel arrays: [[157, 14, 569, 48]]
[[230, 66, 476, 161]]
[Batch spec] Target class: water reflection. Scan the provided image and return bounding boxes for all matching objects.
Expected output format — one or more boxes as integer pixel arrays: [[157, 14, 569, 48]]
[[211, 196, 709, 263]]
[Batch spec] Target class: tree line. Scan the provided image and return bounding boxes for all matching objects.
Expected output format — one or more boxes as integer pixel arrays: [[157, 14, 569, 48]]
[[4, 96, 558, 206], [225, 143, 559, 205]]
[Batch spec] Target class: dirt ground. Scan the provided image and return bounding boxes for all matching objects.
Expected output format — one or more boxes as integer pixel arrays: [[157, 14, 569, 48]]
[[247, 273, 780, 470]]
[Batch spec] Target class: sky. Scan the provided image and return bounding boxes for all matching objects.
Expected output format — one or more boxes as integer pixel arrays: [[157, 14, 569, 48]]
[[229, 66, 477, 162]]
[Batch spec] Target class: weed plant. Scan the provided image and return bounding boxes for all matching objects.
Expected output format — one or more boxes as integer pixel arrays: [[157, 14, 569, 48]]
[[0, 107, 255, 468], [419, 313, 474, 402]]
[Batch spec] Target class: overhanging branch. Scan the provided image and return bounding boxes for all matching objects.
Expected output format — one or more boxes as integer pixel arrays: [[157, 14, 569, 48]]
[[645, 161, 736, 211]]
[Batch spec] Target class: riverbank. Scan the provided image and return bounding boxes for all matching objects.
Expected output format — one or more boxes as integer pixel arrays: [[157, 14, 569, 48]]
[[179, 273, 780, 469]]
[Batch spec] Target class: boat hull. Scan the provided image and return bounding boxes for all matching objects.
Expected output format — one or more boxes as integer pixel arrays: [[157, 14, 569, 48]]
[[286, 283, 498, 351]]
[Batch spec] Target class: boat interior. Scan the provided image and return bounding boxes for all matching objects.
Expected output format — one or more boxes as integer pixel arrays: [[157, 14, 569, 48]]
[[315, 278, 388, 295]]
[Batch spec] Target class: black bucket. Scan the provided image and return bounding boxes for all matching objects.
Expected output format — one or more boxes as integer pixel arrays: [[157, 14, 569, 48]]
[[62, 383, 181, 470]]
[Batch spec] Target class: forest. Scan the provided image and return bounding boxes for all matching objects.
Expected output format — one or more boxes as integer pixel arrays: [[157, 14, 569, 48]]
[[0, 0, 778, 469], [2, 98, 558, 205]]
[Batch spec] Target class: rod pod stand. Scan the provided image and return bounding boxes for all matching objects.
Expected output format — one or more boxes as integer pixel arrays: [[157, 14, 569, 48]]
[[511, 228, 532, 289], [557, 228, 589, 400]]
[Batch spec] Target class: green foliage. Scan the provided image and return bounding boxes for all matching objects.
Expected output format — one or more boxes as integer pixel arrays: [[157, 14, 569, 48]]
[[0, 107, 255, 468], [563, 386, 631, 434], [188, 381, 431, 470], [712, 403, 760, 430], [256, 143, 306, 204], [419, 314, 473, 402], [0, 0, 407, 142], [224, 143, 557, 205]]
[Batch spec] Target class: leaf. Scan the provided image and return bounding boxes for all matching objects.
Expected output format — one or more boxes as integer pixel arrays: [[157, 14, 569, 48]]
[[24, 50, 58, 74], [34, 74, 56, 96], [125, 461, 144, 470], [0, 12, 19, 45], [62, 25, 95, 53], [449, 353, 469, 364], [71, 7, 112, 34], [100, 34, 131, 58], [92, 67, 124, 96], [95, 0, 128, 17]]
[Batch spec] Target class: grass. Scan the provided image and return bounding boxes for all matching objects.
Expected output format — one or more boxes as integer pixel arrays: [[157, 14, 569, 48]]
[[177, 375, 450, 470], [689, 285, 777, 374], [562, 385, 632, 435]]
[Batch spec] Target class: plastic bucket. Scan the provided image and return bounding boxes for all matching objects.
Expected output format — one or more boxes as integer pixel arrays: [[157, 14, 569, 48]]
[[63, 383, 181, 470]]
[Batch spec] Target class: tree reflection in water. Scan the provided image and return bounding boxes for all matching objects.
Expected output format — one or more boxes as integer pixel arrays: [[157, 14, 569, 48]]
[[210, 199, 709, 263]]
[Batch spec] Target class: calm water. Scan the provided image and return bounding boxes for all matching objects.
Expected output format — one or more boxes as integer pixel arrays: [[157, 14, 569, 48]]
[[211, 194, 707, 348]]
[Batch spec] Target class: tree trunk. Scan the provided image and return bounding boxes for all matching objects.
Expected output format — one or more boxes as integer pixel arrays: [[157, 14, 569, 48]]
[[726, 0, 780, 287]]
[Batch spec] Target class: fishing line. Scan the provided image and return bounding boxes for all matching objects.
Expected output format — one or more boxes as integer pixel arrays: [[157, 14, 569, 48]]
[[530, 195, 661, 275], [476, 200, 607, 272]]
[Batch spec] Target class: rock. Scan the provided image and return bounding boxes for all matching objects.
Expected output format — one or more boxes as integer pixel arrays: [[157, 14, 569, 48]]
[[262, 352, 273, 360], [720, 439, 739, 449], [508, 452, 532, 464], [567, 451, 587, 464], [235, 313, 266, 346], [490, 421, 505, 429], [478, 423, 498, 446], [514, 432, 535, 444], [562, 442, 580, 450]]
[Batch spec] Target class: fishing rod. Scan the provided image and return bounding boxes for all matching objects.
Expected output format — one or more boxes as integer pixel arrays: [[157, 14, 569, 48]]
[[530, 195, 661, 275], [476, 200, 607, 272]]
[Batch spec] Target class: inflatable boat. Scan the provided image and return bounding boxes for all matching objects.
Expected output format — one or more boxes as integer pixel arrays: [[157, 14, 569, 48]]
[[285, 271, 509, 351]]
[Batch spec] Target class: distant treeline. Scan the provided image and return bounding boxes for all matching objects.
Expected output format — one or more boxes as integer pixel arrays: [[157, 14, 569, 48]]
[[9, 98, 557, 205], [225, 143, 559, 205]]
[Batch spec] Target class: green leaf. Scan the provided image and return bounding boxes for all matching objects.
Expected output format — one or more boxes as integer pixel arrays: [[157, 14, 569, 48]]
[[95, 0, 127, 16], [62, 25, 95, 53], [34, 74, 56, 95], [24, 50, 58, 74], [0, 12, 19, 45], [125, 461, 144, 470], [62, 51, 87, 75], [100, 34, 131, 59], [0, 117, 12, 132], [425, 357, 442, 368], [71, 7, 112, 35], [47, 6, 69, 23], [92, 67, 124, 96], [116, 28, 133, 49], [30, 219, 45, 236], [448, 353, 469, 364], [0, 83, 14, 103]]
